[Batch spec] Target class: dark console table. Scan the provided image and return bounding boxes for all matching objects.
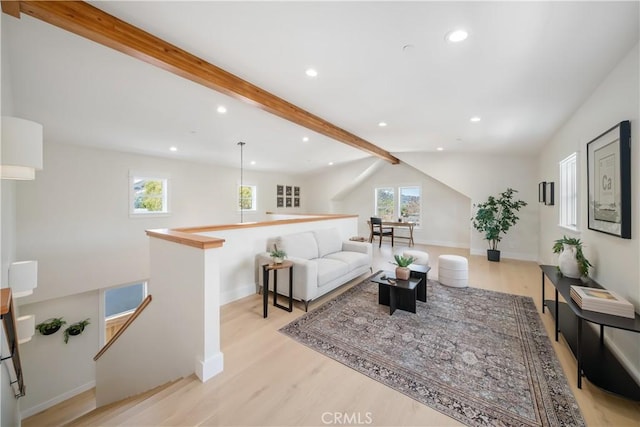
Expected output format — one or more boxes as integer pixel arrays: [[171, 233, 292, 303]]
[[540, 265, 640, 400]]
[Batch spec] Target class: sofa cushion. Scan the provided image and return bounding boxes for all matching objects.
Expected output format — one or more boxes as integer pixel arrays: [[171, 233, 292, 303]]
[[278, 232, 319, 260], [324, 251, 370, 271], [313, 228, 342, 257], [315, 258, 349, 287]]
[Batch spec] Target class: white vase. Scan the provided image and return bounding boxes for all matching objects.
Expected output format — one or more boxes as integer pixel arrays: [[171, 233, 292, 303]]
[[558, 243, 581, 279]]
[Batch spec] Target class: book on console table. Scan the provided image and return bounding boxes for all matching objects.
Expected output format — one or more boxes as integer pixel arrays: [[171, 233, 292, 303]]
[[570, 285, 636, 319]]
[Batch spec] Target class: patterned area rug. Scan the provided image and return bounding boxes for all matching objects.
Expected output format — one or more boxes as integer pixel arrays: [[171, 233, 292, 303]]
[[280, 274, 585, 427]]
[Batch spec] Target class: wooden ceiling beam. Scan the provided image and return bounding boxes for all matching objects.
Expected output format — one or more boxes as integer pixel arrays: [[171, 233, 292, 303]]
[[7, 1, 400, 164]]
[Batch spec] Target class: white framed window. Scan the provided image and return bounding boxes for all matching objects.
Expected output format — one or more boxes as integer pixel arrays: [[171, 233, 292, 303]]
[[559, 152, 578, 230], [129, 172, 169, 216], [238, 185, 257, 211], [399, 186, 422, 226], [374, 186, 422, 225], [100, 281, 148, 345], [374, 187, 395, 220]]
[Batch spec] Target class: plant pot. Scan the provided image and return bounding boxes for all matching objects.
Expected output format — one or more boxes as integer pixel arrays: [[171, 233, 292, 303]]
[[68, 326, 85, 336], [272, 257, 283, 264], [395, 266, 411, 280], [41, 325, 62, 335], [487, 249, 501, 262], [558, 243, 581, 278]]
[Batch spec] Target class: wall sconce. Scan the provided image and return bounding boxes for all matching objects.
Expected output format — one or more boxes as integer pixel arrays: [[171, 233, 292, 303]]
[[17, 315, 36, 344], [545, 182, 555, 206], [1, 116, 43, 180], [538, 182, 547, 203], [9, 260, 38, 298]]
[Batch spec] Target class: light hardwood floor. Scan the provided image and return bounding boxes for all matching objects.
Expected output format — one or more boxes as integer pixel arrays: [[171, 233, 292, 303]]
[[24, 244, 640, 426]]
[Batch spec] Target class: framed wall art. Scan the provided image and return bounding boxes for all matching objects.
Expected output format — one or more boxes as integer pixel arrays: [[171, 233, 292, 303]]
[[587, 120, 631, 238], [277, 185, 284, 196], [286, 197, 292, 207], [545, 182, 554, 206], [277, 197, 284, 208], [294, 197, 300, 207], [538, 182, 546, 203]]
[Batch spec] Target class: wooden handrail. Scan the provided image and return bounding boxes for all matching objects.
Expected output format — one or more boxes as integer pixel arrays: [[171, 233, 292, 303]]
[[94, 294, 152, 361], [0, 288, 26, 398]]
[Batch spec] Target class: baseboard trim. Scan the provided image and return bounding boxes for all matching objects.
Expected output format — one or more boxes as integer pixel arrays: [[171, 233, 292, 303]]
[[220, 283, 255, 306], [21, 380, 95, 419], [604, 334, 640, 385]]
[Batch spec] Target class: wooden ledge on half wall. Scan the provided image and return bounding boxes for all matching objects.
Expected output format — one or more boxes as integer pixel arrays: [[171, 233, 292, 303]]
[[146, 213, 358, 249]]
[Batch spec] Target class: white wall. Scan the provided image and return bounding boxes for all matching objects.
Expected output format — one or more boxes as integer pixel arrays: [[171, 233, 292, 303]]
[[304, 155, 537, 257], [1, 13, 22, 425], [396, 152, 539, 260], [19, 291, 98, 417], [305, 160, 470, 248], [13, 142, 306, 415], [538, 43, 640, 380], [15, 142, 304, 304]]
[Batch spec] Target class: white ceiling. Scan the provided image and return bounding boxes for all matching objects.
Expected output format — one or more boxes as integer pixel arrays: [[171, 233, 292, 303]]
[[3, 1, 639, 174]]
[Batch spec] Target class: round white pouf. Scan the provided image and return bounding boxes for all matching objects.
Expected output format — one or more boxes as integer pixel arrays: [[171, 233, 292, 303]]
[[438, 255, 468, 288], [403, 250, 429, 266]]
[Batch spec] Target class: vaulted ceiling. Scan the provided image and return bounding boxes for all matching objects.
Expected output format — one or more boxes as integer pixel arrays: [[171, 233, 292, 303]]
[[3, 1, 638, 174]]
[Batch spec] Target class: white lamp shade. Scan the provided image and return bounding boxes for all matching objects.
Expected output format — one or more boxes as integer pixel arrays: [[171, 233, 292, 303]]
[[9, 260, 38, 298], [1, 116, 43, 180], [17, 315, 36, 344]]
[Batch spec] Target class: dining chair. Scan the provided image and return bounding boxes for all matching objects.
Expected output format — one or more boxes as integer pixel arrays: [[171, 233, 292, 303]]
[[370, 217, 394, 247]]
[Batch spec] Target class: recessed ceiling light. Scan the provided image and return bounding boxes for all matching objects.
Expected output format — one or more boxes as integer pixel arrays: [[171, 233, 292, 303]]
[[305, 68, 318, 78], [169, 146, 178, 152], [302, 136, 309, 142], [437, 147, 444, 151], [378, 122, 388, 127], [217, 106, 227, 114], [250, 160, 256, 165], [470, 116, 481, 122], [328, 162, 334, 166], [446, 29, 468, 43]]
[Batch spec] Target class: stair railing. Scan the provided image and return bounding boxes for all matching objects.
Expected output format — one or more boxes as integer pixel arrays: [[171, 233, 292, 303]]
[[94, 294, 152, 361], [1, 288, 26, 398]]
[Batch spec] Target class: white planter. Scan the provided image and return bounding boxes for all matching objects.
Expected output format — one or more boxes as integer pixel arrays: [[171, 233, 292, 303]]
[[558, 243, 581, 279]]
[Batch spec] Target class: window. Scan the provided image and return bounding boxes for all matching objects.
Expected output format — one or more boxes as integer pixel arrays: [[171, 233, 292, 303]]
[[374, 186, 422, 225], [399, 186, 421, 226], [103, 282, 147, 344], [130, 173, 169, 215], [559, 153, 578, 230], [239, 185, 257, 211], [374, 187, 395, 220]]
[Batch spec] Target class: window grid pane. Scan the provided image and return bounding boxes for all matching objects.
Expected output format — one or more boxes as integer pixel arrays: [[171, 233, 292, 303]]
[[399, 186, 421, 226], [559, 153, 577, 228], [132, 177, 168, 214], [375, 188, 395, 221]]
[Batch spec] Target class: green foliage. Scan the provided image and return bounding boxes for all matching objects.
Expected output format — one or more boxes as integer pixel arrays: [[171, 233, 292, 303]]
[[552, 236, 592, 277], [64, 319, 90, 344], [376, 189, 394, 220], [471, 188, 528, 251], [239, 185, 254, 210], [394, 254, 415, 267], [269, 244, 287, 259], [35, 317, 66, 335], [135, 180, 164, 212]]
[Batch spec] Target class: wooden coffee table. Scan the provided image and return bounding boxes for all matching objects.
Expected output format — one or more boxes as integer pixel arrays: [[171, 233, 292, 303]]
[[371, 271, 423, 315]]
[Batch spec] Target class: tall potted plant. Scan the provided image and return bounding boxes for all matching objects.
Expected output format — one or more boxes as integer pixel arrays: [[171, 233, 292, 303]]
[[471, 188, 528, 262]]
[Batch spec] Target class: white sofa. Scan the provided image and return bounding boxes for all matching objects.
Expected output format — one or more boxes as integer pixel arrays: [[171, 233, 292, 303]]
[[256, 228, 372, 310]]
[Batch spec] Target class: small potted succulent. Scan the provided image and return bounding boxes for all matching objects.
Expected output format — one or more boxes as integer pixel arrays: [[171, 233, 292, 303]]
[[35, 317, 66, 336], [393, 254, 415, 280], [269, 244, 287, 264], [64, 319, 90, 344]]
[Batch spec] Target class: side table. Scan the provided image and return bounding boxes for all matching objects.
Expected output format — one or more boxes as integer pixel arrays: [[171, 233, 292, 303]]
[[262, 260, 294, 318]]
